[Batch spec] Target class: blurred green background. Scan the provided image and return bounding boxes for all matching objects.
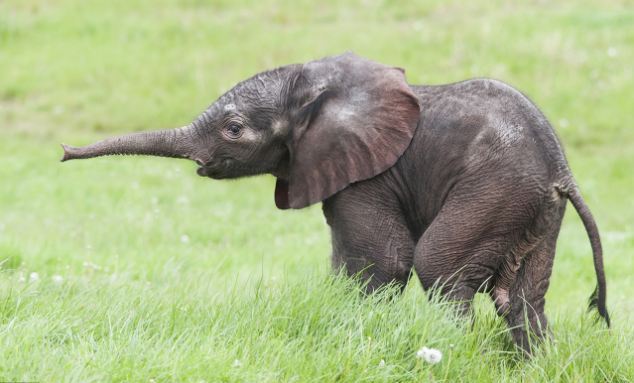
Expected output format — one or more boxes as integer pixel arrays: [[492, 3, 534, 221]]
[[1, 0, 632, 381]]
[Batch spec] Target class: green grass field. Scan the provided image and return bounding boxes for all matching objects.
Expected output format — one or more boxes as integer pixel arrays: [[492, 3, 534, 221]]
[[1, 1, 633, 381]]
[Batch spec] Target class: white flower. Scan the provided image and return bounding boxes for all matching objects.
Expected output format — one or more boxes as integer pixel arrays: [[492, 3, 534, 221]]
[[29, 272, 40, 282], [180, 234, 190, 244], [416, 346, 442, 364], [232, 359, 242, 368], [378, 359, 386, 368], [52, 274, 64, 284]]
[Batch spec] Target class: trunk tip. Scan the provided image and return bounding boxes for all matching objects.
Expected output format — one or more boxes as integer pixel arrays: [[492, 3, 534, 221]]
[[60, 143, 77, 162]]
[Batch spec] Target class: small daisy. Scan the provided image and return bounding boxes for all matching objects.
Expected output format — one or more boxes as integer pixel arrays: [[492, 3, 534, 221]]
[[52, 274, 64, 284], [416, 346, 442, 364], [232, 359, 242, 368], [29, 272, 40, 282]]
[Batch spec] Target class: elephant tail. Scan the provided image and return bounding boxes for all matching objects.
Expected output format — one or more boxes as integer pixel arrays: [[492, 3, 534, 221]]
[[567, 186, 610, 327]]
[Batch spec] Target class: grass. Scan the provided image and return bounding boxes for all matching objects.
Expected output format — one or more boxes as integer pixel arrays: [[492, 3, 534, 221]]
[[1, 0, 633, 381]]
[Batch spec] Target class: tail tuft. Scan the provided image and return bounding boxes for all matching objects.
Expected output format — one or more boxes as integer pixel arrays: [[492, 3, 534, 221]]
[[588, 285, 611, 327]]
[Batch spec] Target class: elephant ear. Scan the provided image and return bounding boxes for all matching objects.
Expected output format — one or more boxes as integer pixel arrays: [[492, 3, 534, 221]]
[[278, 53, 421, 209]]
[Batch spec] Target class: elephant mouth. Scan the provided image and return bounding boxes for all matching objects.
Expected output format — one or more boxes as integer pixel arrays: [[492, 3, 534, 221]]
[[196, 159, 253, 179], [197, 165, 225, 179]]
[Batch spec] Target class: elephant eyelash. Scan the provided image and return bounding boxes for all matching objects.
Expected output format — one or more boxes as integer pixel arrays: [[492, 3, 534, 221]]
[[222, 114, 247, 127]]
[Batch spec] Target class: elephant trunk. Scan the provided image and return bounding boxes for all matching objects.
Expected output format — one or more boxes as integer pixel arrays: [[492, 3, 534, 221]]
[[61, 125, 203, 164]]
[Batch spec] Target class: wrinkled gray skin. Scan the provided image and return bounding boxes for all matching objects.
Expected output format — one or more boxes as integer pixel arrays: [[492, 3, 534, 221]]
[[62, 53, 609, 354]]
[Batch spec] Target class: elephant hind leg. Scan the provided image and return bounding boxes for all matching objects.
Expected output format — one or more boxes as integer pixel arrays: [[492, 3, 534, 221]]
[[413, 179, 563, 327], [413, 198, 512, 317], [492, 230, 544, 316], [500, 207, 564, 354], [414, 235, 501, 318]]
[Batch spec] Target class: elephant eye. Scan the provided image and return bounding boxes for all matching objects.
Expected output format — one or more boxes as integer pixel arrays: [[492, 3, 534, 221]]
[[225, 124, 243, 139]]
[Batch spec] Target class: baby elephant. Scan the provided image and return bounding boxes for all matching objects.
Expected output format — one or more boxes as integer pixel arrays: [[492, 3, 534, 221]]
[[62, 52, 609, 353]]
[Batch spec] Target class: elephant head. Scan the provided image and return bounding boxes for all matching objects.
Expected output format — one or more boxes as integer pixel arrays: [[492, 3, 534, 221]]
[[62, 53, 421, 209]]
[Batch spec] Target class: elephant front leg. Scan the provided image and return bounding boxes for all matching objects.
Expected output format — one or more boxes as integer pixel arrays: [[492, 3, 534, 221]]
[[323, 189, 415, 293]]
